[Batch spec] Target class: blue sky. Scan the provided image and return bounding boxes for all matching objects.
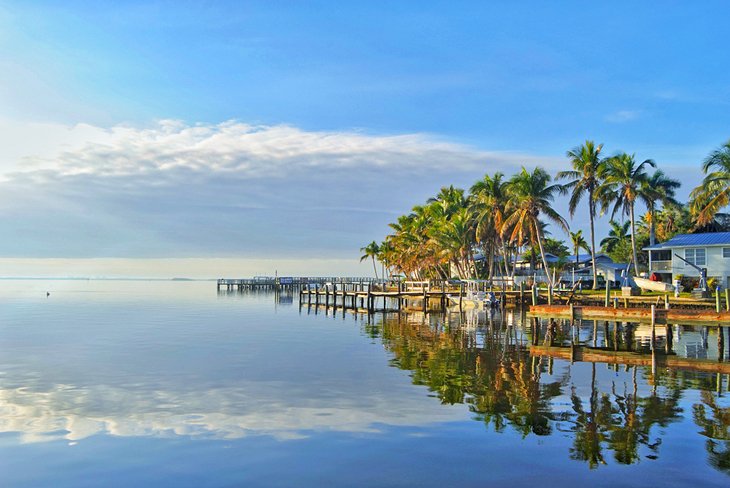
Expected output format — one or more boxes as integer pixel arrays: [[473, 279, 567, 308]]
[[0, 1, 728, 276]]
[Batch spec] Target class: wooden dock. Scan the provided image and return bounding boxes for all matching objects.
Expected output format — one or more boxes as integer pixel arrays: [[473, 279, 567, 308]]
[[216, 276, 378, 291], [528, 304, 730, 326], [298, 280, 460, 313]]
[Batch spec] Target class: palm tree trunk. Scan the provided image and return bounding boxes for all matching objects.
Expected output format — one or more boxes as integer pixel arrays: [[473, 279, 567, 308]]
[[371, 257, 379, 280], [487, 244, 494, 282], [589, 196, 598, 290], [468, 249, 477, 279], [630, 204, 639, 276], [534, 220, 553, 288], [501, 241, 511, 277], [649, 208, 656, 246]]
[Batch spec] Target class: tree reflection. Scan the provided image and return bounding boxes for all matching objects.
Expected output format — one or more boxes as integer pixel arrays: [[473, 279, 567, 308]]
[[693, 389, 730, 474], [370, 313, 696, 469]]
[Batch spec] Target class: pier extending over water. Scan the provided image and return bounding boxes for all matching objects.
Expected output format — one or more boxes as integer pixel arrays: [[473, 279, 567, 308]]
[[216, 276, 378, 291], [218, 277, 730, 324]]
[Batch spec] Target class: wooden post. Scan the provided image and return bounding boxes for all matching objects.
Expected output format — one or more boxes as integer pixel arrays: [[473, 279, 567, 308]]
[[725, 289, 729, 312], [664, 294, 669, 310], [459, 282, 464, 311], [570, 303, 575, 322], [604, 281, 610, 308], [547, 285, 553, 306], [423, 287, 427, 313], [650, 304, 656, 344], [520, 281, 524, 305], [716, 288, 721, 313], [531, 285, 536, 306]]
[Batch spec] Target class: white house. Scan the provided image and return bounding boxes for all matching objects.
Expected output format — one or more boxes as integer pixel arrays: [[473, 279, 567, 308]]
[[644, 232, 730, 288]]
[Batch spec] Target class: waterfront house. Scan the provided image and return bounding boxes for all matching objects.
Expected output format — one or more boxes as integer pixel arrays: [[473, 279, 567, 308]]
[[644, 232, 730, 287]]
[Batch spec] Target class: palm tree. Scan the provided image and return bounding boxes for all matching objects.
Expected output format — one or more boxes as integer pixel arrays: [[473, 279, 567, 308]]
[[360, 241, 381, 279], [690, 139, 730, 226], [557, 141, 605, 289], [378, 240, 395, 279], [504, 167, 569, 288], [599, 153, 656, 274], [640, 170, 680, 245], [470, 172, 511, 279], [569, 230, 590, 266], [600, 220, 631, 253]]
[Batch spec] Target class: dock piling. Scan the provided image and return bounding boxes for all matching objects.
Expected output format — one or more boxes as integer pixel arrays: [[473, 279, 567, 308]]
[[716, 288, 721, 313]]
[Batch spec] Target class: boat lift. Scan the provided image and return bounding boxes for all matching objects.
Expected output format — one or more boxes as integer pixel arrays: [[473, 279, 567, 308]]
[[674, 253, 708, 292]]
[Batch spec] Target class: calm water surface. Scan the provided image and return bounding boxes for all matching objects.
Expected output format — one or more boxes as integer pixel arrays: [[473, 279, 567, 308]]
[[0, 280, 728, 487]]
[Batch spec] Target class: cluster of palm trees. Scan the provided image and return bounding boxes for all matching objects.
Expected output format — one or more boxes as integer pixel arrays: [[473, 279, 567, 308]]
[[361, 139, 730, 289]]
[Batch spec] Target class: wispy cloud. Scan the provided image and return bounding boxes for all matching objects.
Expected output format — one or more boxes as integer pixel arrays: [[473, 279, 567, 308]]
[[14, 120, 491, 182], [0, 119, 564, 259]]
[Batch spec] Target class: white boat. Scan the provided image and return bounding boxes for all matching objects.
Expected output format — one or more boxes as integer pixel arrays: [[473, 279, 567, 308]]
[[633, 276, 675, 292], [448, 280, 501, 309]]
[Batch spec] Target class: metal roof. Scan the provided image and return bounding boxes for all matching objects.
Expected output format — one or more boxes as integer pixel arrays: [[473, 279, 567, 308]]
[[644, 232, 730, 250]]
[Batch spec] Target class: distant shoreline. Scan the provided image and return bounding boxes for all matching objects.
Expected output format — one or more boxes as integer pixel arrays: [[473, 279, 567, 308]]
[[0, 277, 218, 282]]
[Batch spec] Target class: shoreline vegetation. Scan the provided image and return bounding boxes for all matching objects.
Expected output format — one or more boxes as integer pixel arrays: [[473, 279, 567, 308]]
[[363, 139, 730, 289]]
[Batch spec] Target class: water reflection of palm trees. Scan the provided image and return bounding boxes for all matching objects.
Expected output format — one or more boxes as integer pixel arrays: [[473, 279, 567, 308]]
[[369, 312, 703, 470], [693, 391, 730, 473]]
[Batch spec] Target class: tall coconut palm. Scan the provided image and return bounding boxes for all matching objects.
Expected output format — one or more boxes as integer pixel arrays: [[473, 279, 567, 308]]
[[504, 167, 569, 288], [690, 139, 730, 226], [470, 172, 511, 278], [359, 241, 381, 279], [640, 170, 680, 245], [557, 141, 605, 289], [598, 153, 656, 274], [569, 230, 590, 266]]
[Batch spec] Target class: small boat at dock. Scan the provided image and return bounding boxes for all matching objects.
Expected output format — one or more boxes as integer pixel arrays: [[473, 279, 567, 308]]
[[448, 280, 500, 309], [633, 276, 675, 292]]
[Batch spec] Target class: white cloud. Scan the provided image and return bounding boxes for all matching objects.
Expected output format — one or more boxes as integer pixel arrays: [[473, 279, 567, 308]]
[[9, 120, 487, 182], [0, 119, 567, 259], [4, 119, 566, 183]]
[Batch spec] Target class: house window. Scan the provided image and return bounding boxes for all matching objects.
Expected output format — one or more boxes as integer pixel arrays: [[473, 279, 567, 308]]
[[685, 248, 706, 266], [723, 248, 730, 258]]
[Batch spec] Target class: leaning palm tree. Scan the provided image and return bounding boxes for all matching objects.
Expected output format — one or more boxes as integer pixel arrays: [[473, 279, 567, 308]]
[[690, 139, 730, 226], [640, 170, 680, 245], [557, 141, 605, 289], [359, 241, 381, 279], [504, 167, 569, 288], [598, 153, 656, 274], [569, 230, 590, 266]]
